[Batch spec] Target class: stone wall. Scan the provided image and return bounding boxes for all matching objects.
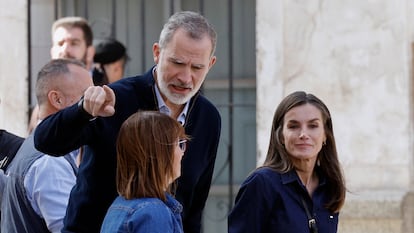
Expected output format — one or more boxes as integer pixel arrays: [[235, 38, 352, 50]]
[[257, 0, 414, 232], [0, 0, 28, 137]]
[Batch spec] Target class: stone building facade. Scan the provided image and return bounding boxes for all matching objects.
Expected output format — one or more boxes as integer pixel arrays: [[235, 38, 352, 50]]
[[256, 1, 414, 232]]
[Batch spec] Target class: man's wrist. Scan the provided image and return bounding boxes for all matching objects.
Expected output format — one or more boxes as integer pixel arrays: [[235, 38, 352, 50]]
[[77, 96, 94, 119]]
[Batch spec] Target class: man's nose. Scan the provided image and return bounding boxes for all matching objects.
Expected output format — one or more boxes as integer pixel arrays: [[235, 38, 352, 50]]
[[178, 66, 192, 83], [59, 43, 71, 57]]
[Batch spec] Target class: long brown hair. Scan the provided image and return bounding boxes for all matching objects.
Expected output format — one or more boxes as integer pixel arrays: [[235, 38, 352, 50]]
[[263, 91, 346, 213], [116, 111, 188, 201]]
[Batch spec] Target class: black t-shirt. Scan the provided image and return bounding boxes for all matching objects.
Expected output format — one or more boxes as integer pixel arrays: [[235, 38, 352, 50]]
[[0, 130, 24, 171]]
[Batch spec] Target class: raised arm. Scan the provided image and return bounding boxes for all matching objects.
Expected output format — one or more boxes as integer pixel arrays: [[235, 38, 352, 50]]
[[34, 85, 116, 156]]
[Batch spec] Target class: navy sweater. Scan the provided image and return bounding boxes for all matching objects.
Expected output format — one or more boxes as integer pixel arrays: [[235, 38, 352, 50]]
[[34, 67, 221, 233]]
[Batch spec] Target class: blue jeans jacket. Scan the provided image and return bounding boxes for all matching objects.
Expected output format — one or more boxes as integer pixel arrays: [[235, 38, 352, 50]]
[[100, 193, 183, 233]]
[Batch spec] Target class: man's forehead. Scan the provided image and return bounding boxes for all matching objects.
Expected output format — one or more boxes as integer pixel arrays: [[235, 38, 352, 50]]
[[53, 27, 85, 41]]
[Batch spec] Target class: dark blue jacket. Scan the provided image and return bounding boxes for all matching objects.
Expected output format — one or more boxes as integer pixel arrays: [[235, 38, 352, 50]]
[[228, 167, 339, 233], [0, 129, 24, 171], [34, 67, 221, 233]]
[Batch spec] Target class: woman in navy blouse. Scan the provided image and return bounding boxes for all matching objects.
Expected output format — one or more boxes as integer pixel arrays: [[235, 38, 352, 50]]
[[101, 111, 189, 233], [228, 91, 346, 233]]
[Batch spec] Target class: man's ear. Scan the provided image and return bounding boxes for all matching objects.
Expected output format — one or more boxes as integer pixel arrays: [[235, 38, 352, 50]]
[[152, 43, 160, 64], [48, 90, 64, 109], [209, 55, 217, 69]]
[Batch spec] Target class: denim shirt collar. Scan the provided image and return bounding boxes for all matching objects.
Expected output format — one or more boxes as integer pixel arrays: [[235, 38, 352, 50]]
[[165, 193, 183, 214]]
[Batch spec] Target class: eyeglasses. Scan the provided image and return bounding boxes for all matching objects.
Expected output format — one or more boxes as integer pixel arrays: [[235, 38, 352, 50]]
[[178, 139, 187, 152]]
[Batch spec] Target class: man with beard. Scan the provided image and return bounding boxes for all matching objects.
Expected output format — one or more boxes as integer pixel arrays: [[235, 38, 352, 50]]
[[50, 17, 95, 70], [2, 59, 94, 233], [34, 11, 221, 233], [28, 17, 95, 133]]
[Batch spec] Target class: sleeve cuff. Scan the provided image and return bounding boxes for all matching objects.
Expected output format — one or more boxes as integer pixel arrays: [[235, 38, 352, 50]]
[[77, 97, 96, 121]]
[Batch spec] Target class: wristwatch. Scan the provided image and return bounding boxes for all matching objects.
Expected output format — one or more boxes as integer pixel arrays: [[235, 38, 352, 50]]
[[77, 96, 95, 120]]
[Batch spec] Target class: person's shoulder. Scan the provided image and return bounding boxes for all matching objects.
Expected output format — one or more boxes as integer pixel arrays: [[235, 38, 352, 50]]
[[0, 130, 24, 170], [238, 167, 286, 198], [110, 67, 154, 89], [28, 153, 73, 175], [0, 130, 24, 147], [165, 193, 182, 213], [114, 196, 166, 210], [111, 197, 175, 232], [109, 70, 154, 100], [6, 136, 39, 170], [245, 167, 282, 184], [109, 74, 148, 90], [255, 166, 281, 176], [137, 197, 169, 210], [190, 93, 221, 123], [123, 197, 173, 220]]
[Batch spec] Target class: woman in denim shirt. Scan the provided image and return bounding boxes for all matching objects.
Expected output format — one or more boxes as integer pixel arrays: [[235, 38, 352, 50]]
[[101, 111, 189, 233], [228, 91, 346, 233]]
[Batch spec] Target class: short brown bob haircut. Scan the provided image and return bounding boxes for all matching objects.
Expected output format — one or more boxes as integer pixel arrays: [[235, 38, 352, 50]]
[[116, 111, 188, 201]]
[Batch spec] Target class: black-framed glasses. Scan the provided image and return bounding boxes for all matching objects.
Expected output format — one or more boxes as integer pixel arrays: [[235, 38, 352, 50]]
[[178, 139, 187, 152]]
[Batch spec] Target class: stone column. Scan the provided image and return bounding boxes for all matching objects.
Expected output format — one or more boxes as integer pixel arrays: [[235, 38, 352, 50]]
[[0, 0, 28, 136], [256, 0, 414, 232], [256, 0, 285, 165]]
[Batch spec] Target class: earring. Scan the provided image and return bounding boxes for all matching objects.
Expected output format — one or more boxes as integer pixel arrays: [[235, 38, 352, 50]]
[[323, 141, 326, 146]]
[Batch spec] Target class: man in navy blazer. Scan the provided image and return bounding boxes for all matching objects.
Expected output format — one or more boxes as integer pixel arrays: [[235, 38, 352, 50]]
[[34, 11, 221, 233]]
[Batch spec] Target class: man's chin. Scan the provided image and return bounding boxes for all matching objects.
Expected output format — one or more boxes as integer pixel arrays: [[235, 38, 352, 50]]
[[168, 93, 191, 105]]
